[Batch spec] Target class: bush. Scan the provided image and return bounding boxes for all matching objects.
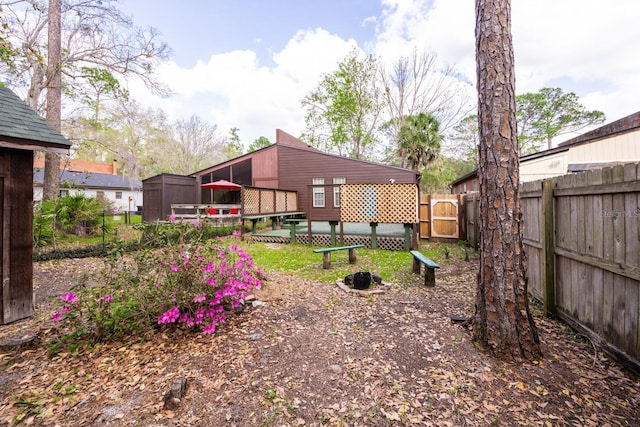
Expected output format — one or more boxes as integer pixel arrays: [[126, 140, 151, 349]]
[[33, 194, 113, 246], [48, 220, 262, 351]]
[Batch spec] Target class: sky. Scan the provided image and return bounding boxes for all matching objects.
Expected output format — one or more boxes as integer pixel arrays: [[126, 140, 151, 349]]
[[119, 0, 640, 149]]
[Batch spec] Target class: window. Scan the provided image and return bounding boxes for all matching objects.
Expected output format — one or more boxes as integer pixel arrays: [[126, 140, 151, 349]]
[[115, 191, 122, 200], [312, 178, 325, 207], [333, 177, 346, 207], [96, 190, 105, 198], [59, 189, 69, 198]]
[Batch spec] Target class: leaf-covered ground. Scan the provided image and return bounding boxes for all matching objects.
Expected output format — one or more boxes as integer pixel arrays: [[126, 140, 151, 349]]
[[1, 253, 639, 426]]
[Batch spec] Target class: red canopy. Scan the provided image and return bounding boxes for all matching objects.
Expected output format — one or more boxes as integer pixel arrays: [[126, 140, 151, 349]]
[[200, 179, 242, 190]]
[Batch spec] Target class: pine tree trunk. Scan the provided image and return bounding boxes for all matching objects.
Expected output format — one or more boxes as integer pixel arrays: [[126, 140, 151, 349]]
[[473, 0, 542, 360], [43, 0, 62, 201]]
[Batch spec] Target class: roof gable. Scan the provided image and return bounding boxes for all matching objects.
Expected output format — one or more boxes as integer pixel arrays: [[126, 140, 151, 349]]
[[0, 86, 71, 151]]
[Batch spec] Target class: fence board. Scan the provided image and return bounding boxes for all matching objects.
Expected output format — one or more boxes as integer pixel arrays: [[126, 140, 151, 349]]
[[612, 275, 627, 346], [625, 277, 639, 356], [570, 258, 579, 318], [556, 256, 567, 309], [592, 267, 604, 334], [556, 194, 569, 250], [602, 193, 614, 261], [582, 262, 594, 328], [602, 270, 615, 338]]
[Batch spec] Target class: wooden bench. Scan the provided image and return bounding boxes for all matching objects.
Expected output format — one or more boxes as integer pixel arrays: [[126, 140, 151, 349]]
[[313, 244, 365, 269], [410, 250, 440, 287]]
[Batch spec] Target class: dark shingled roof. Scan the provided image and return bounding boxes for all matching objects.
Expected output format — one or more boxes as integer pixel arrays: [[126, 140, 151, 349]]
[[0, 86, 71, 148], [33, 169, 142, 190]]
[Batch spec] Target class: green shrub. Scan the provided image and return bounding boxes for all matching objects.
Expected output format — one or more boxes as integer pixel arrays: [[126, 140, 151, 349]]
[[33, 194, 113, 247]]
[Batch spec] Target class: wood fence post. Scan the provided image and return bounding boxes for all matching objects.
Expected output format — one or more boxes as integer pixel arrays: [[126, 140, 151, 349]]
[[541, 179, 556, 316], [370, 222, 378, 249]]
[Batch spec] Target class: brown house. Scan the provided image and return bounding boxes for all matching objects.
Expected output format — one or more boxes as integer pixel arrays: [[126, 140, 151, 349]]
[[0, 86, 71, 324], [192, 129, 421, 221]]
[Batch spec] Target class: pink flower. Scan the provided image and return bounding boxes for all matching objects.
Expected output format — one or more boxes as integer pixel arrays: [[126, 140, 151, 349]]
[[203, 322, 217, 335], [51, 312, 62, 322], [158, 306, 181, 324], [103, 295, 114, 303], [193, 292, 207, 303], [170, 264, 180, 272], [60, 292, 77, 304], [169, 214, 177, 222], [195, 308, 204, 325], [204, 263, 215, 273], [193, 220, 200, 228]]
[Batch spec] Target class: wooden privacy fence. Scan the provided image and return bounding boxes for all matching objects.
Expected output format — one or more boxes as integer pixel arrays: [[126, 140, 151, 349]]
[[464, 163, 640, 371]]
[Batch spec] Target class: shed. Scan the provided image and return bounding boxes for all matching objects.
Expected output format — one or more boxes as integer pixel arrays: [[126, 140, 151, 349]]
[[0, 86, 71, 324], [142, 173, 197, 221]]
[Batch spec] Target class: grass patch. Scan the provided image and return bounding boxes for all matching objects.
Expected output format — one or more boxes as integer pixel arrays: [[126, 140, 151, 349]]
[[237, 240, 474, 286]]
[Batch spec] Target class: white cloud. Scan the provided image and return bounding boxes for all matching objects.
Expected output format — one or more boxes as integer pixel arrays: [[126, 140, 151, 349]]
[[128, 0, 640, 150], [128, 28, 356, 147]]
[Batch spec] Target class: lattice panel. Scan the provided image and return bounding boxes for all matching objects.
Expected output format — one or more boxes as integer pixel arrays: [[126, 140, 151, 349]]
[[260, 190, 275, 213], [288, 192, 298, 211], [276, 191, 287, 212], [243, 188, 261, 215], [340, 184, 418, 223], [243, 188, 298, 216]]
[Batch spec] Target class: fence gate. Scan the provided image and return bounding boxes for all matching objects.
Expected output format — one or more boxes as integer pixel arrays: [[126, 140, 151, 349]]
[[419, 194, 461, 240]]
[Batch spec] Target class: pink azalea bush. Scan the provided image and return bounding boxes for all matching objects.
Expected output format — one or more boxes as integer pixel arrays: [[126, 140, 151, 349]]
[[154, 242, 263, 334], [50, 291, 120, 344], [50, 220, 258, 351]]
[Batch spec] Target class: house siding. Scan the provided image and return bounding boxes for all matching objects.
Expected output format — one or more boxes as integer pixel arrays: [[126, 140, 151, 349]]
[[568, 130, 640, 164], [251, 145, 279, 188]]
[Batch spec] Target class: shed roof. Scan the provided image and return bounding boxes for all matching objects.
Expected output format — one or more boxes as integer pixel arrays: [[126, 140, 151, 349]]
[[34, 169, 141, 190], [0, 86, 71, 152]]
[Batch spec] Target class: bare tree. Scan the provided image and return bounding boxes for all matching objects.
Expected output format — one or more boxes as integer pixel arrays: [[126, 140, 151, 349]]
[[171, 115, 226, 175], [474, 0, 541, 360], [380, 48, 474, 162]]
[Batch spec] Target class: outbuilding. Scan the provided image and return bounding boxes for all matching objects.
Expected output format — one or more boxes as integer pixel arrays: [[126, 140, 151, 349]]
[[0, 87, 71, 324]]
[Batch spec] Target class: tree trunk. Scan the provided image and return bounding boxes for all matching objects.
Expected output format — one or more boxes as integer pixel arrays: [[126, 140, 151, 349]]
[[473, 0, 542, 360], [43, 0, 62, 201]]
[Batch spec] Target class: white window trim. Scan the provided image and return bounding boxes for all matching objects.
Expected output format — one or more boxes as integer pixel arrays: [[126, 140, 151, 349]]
[[313, 187, 325, 207]]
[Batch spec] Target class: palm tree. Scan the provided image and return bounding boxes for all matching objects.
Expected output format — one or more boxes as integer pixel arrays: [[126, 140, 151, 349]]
[[397, 112, 442, 171]]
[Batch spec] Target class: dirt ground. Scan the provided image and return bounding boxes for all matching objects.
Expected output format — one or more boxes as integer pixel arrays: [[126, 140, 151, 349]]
[[1, 254, 639, 426]]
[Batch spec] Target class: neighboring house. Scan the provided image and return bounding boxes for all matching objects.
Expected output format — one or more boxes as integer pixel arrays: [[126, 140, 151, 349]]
[[451, 110, 640, 193], [192, 129, 421, 221], [0, 86, 71, 324], [32, 157, 142, 213], [33, 168, 142, 213]]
